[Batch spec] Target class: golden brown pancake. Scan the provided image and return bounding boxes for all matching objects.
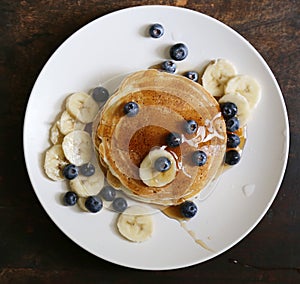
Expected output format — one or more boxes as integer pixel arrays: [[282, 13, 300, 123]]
[[95, 69, 226, 205]]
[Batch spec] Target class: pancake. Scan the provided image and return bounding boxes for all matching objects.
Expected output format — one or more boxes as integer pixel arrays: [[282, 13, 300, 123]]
[[95, 69, 226, 205]]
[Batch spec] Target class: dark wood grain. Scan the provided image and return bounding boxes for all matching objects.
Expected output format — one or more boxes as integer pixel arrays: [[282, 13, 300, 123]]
[[1, 1, 299, 283]]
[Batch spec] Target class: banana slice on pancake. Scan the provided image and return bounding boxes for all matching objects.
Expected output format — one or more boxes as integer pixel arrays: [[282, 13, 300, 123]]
[[44, 144, 68, 181], [225, 74, 261, 109], [66, 92, 99, 123], [139, 148, 177, 187], [62, 130, 92, 166], [201, 58, 237, 97], [117, 206, 153, 242]]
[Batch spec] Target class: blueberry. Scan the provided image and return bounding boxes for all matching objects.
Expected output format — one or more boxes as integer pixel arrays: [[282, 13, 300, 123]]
[[225, 150, 241, 165], [63, 164, 79, 180], [80, 163, 95, 177], [92, 86, 109, 102], [166, 132, 182, 147], [85, 196, 103, 213], [226, 116, 240, 132], [220, 102, 238, 119], [154, 157, 171, 172], [192, 150, 207, 166], [184, 71, 199, 82], [184, 119, 198, 134], [149, 23, 164, 38], [63, 191, 78, 206], [124, 101, 139, 117], [170, 43, 188, 61], [180, 201, 198, 218], [112, 197, 127, 213], [227, 133, 240, 148], [100, 186, 117, 201], [161, 60, 176, 73]]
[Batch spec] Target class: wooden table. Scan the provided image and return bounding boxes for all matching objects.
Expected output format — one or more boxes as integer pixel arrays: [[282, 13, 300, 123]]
[[1, 1, 299, 283]]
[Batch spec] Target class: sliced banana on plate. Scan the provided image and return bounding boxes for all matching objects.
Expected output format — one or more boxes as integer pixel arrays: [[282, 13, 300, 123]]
[[49, 122, 64, 145], [225, 74, 261, 109], [62, 130, 92, 166], [77, 197, 89, 212], [44, 144, 68, 181], [219, 93, 251, 127], [57, 110, 85, 135], [117, 206, 154, 242], [66, 92, 99, 123], [201, 58, 237, 97], [139, 148, 177, 187], [69, 165, 104, 197]]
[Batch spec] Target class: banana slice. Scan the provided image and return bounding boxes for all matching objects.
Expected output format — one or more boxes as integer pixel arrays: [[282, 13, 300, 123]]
[[77, 197, 89, 212], [62, 130, 92, 166], [66, 92, 99, 123], [218, 93, 251, 127], [57, 110, 85, 135], [139, 148, 177, 187], [44, 144, 68, 181], [201, 58, 237, 97], [117, 206, 153, 242], [69, 165, 104, 197], [50, 122, 64, 145], [225, 75, 261, 109]]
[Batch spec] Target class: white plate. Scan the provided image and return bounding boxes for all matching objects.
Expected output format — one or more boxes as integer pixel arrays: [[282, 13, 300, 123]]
[[23, 5, 289, 270]]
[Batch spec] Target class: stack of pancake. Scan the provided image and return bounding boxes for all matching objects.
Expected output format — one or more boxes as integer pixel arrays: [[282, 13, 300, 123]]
[[94, 69, 226, 206]]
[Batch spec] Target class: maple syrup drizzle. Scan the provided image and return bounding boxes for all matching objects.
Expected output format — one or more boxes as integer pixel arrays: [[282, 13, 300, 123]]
[[162, 206, 214, 252]]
